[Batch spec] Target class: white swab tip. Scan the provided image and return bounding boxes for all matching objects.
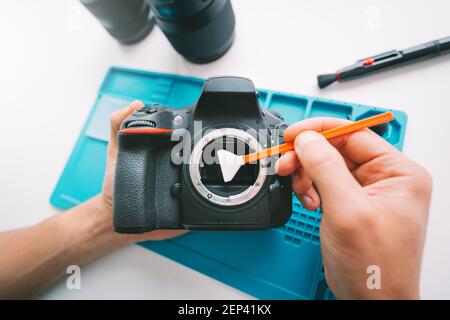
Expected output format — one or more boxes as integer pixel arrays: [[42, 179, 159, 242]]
[[217, 150, 244, 183]]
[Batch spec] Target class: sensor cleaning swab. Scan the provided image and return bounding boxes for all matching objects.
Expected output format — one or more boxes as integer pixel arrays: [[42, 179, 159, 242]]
[[217, 111, 394, 183]]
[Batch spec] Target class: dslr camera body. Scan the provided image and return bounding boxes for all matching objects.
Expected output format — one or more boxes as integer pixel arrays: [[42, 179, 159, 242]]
[[113, 76, 292, 233]]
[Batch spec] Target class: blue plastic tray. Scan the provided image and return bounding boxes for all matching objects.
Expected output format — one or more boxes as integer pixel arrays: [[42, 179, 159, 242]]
[[50, 67, 407, 300]]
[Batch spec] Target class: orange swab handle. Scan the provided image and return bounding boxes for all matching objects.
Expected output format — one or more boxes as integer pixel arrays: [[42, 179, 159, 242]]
[[243, 111, 394, 164]]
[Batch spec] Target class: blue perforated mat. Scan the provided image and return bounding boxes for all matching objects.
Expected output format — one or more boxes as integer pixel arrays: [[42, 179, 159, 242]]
[[50, 67, 407, 299]]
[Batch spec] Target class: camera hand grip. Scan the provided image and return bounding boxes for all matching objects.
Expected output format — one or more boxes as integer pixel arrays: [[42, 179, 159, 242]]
[[113, 131, 177, 233]]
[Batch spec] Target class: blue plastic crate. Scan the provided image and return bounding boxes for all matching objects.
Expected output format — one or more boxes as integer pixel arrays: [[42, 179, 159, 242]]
[[50, 67, 407, 299]]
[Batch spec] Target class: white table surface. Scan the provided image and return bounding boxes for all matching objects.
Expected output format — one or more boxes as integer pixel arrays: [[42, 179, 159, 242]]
[[0, 0, 449, 299]]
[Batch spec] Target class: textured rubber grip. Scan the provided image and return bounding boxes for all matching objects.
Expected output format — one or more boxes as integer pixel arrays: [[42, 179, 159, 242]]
[[113, 132, 180, 233]]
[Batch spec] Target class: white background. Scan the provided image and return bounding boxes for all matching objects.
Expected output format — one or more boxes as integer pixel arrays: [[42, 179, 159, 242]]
[[0, 0, 449, 299]]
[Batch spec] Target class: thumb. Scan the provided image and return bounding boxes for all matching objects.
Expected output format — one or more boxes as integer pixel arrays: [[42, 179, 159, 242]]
[[108, 100, 144, 157], [294, 131, 364, 210]]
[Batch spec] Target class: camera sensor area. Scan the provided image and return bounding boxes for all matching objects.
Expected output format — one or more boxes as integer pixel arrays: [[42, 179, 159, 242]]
[[189, 128, 268, 207], [200, 136, 260, 197]]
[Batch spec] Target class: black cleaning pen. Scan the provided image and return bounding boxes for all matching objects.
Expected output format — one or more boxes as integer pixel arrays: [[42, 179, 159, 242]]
[[318, 36, 450, 89]]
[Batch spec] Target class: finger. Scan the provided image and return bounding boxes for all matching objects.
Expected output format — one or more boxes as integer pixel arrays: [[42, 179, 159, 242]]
[[141, 230, 189, 241], [125, 230, 189, 243], [292, 168, 320, 210], [291, 167, 312, 195], [275, 151, 299, 176], [284, 117, 399, 165], [108, 100, 144, 156], [296, 186, 320, 211], [294, 130, 365, 211], [342, 155, 357, 172]]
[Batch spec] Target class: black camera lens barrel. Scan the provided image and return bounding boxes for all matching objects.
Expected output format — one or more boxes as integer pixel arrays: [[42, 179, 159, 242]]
[[149, 0, 235, 63], [80, 0, 155, 44]]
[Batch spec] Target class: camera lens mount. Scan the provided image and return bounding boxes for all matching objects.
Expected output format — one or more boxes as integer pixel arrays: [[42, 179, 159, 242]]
[[189, 128, 268, 207]]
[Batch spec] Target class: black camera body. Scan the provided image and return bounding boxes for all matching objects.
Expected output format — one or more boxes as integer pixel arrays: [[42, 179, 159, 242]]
[[113, 77, 292, 233]]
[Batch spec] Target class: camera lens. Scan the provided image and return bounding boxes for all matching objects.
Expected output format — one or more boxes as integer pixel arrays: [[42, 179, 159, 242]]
[[149, 0, 235, 63], [200, 137, 260, 197], [80, 0, 155, 44]]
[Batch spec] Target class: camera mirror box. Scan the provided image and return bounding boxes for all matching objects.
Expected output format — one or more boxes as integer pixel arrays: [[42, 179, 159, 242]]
[[50, 67, 407, 300]]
